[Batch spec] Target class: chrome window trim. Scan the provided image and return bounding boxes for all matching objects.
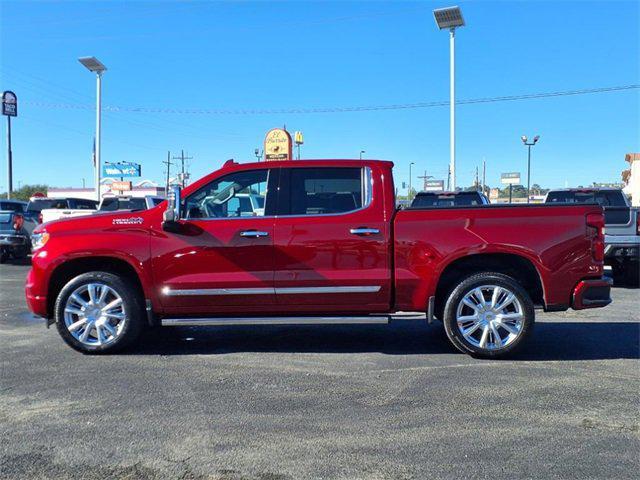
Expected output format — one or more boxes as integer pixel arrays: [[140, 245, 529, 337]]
[[275, 166, 373, 219], [277, 286, 380, 294], [162, 285, 382, 296], [181, 168, 272, 221]]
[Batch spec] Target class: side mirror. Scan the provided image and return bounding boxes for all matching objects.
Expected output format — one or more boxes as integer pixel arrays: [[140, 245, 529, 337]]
[[162, 185, 182, 232]]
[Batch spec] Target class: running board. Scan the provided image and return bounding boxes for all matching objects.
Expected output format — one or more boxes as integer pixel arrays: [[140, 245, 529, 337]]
[[161, 316, 390, 327]]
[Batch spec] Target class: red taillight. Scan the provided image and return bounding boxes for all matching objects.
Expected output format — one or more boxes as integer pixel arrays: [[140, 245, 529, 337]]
[[637, 214, 640, 235], [38, 212, 43, 224], [586, 212, 605, 230], [586, 212, 605, 262], [13, 214, 24, 231]]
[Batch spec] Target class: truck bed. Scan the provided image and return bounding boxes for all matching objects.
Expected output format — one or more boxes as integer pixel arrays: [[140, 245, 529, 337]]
[[393, 203, 604, 312]]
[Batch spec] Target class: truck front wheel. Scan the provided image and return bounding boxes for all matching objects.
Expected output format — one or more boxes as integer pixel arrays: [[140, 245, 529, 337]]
[[442, 272, 534, 359], [54, 272, 144, 354]]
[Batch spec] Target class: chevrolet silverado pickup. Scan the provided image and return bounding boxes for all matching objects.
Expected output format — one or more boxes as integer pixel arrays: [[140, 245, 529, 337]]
[[545, 188, 639, 285], [25, 159, 611, 358]]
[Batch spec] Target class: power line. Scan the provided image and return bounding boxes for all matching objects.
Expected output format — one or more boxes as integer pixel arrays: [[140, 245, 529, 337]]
[[20, 84, 640, 116]]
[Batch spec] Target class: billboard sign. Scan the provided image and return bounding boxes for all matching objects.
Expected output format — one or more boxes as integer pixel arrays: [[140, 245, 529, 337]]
[[2, 91, 17, 117], [102, 162, 141, 178], [501, 172, 521, 185], [264, 128, 293, 161], [424, 179, 445, 192]]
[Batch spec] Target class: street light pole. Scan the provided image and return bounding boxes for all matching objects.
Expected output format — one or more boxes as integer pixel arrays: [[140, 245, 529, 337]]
[[449, 27, 456, 191], [78, 57, 107, 202], [359, 150, 365, 160], [521, 135, 540, 203], [434, 6, 465, 192], [95, 72, 102, 202]]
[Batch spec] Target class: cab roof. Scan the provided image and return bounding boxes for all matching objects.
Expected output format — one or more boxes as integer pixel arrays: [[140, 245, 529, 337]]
[[183, 158, 394, 196]]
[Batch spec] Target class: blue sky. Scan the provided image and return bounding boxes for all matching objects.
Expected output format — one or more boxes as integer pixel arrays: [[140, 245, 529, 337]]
[[0, 0, 638, 193]]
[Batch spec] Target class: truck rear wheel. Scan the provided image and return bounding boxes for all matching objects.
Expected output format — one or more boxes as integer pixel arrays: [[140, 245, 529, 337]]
[[54, 272, 144, 354], [442, 272, 534, 359]]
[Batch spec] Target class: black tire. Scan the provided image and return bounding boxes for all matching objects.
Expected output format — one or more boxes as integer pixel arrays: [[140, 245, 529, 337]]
[[442, 272, 535, 359], [612, 262, 639, 288], [14, 244, 29, 259], [54, 271, 144, 354]]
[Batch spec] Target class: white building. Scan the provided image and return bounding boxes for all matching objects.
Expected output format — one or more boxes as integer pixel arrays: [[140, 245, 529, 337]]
[[47, 179, 166, 200], [623, 153, 640, 207]]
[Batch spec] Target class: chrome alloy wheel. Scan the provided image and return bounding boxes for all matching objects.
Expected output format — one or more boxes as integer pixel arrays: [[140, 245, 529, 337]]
[[455, 284, 524, 351], [63, 283, 127, 347]]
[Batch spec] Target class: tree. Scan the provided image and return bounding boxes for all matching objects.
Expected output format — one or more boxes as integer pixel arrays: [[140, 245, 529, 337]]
[[0, 184, 48, 201]]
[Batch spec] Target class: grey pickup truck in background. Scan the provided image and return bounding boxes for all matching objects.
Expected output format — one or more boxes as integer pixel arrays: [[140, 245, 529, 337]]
[[545, 188, 639, 286]]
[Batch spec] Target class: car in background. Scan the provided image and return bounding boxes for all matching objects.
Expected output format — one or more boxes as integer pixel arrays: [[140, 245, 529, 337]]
[[545, 188, 639, 286], [40, 195, 164, 223], [98, 195, 164, 212], [0, 209, 35, 262], [410, 191, 490, 208], [28, 197, 98, 224]]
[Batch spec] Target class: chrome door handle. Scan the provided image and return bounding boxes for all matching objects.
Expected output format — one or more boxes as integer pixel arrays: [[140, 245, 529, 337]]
[[240, 230, 269, 238], [350, 228, 380, 236]]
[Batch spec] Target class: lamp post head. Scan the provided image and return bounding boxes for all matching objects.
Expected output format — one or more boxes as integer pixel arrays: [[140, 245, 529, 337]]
[[521, 135, 528, 144], [78, 56, 107, 74], [433, 6, 465, 30], [533, 135, 540, 144]]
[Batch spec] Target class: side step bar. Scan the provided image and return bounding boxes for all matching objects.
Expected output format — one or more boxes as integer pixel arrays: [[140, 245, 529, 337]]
[[161, 316, 390, 327]]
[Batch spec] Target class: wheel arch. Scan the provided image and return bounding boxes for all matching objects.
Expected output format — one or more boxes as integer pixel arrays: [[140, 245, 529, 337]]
[[47, 256, 147, 320], [434, 252, 545, 318]]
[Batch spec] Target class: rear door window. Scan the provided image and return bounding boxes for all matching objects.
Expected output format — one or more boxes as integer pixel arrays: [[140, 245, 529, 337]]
[[27, 199, 68, 212], [281, 167, 364, 216]]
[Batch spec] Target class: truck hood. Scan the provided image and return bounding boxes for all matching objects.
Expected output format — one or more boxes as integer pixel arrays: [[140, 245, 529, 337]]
[[36, 208, 155, 234]]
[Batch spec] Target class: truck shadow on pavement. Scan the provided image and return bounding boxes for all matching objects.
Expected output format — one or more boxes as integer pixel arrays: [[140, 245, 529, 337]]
[[133, 320, 640, 361]]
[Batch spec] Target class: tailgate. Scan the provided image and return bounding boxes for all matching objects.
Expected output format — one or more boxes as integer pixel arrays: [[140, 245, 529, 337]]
[[604, 206, 636, 235]]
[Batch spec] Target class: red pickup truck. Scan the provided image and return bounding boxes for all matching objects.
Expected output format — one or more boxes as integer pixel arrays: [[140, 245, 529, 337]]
[[26, 159, 611, 358]]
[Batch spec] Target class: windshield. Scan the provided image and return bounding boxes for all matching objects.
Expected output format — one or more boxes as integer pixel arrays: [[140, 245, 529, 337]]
[[546, 191, 627, 206], [412, 193, 484, 207], [26, 199, 67, 212], [100, 197, 147, 211], [0, 202, 25, 213]]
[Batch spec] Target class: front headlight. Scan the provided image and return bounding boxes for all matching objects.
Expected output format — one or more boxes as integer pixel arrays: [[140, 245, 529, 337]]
[[31, 231, 50, 250]]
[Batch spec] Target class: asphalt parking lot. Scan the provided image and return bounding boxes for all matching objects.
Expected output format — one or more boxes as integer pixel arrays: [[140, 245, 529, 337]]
[[1, 261, 639, 480]]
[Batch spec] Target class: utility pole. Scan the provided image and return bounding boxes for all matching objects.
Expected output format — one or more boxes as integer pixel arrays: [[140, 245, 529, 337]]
[[172, 150, 193, 187], [482, 158, 486, 195], [418, 170, 433, 191], [162, 151, 173, 193], [408, 162, 415, 202], [475, 166, 479, 191]]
